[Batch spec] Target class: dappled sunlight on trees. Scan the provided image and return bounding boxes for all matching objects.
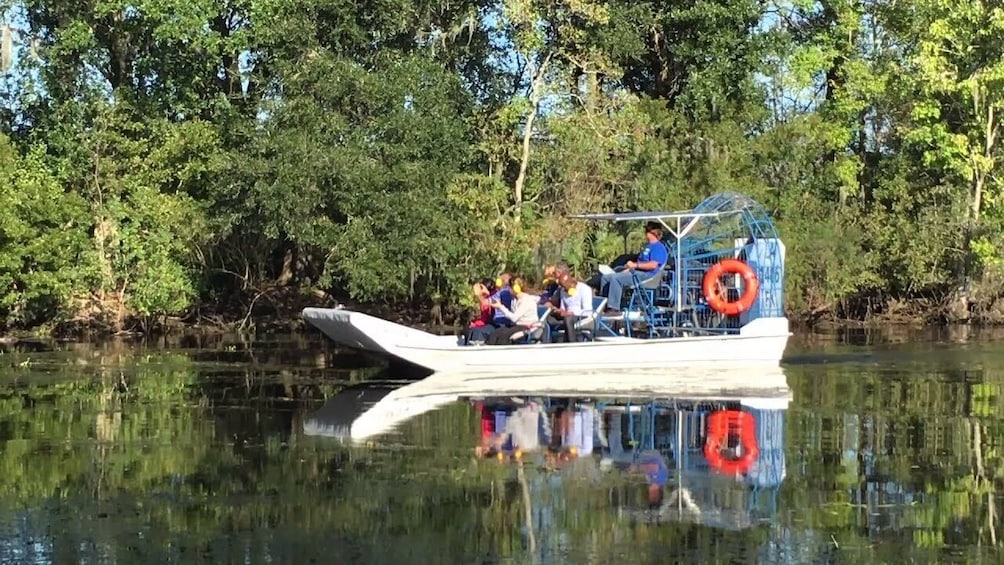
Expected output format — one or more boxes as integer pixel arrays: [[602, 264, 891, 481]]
[[1, 0, 1003, 330]]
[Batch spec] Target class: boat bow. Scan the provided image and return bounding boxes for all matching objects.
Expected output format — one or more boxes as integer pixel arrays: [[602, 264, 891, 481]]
[[303, 307, 452, 360]]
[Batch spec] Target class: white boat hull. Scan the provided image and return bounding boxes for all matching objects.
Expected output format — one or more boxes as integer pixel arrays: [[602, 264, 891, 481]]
[[302, 308, 791, 374], [304, 367, 793, 442]]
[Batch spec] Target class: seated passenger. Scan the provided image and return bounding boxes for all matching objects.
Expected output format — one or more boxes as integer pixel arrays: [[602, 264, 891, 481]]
[[462, 279, 496, 345], [546, 272, 594, 343], [540, 262, 571, 308], [488, 272, 515, 328], [600, 222, 669, 313], [538, 265, 559, 304], [486, 277, 541, 345]]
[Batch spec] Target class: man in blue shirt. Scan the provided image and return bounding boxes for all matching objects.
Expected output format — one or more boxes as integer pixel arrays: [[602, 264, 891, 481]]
[[600, 222, 669, 313]]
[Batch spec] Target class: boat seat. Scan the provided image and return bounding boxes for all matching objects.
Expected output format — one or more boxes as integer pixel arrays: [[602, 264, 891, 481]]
[[540, 298, 610, 342], [619, 254, 674, 312], [508, 305, 553, 344], [630, 268, 673, 304], [577, 297, 617, 341], [625, 271, 673, 338], [639, 270, 664, 290]]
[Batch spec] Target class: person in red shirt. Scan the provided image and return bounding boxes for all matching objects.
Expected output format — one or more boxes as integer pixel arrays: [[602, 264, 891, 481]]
[[461, 278, 496, 345]]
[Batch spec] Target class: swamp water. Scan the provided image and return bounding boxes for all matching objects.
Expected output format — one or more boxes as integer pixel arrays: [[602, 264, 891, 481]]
[[0, 328, 1002, 564]]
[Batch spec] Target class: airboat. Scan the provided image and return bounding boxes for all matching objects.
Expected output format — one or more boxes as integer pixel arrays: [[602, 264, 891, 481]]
[[303, 192, 790, 374]]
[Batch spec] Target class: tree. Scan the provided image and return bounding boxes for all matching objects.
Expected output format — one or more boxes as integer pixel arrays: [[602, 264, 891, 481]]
[[903, 1, 1004, 254]]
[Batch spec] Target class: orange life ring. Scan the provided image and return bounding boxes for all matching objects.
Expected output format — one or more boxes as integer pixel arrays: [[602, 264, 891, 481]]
[[703, 410, 759, 475], [702, 259, 759, 316]]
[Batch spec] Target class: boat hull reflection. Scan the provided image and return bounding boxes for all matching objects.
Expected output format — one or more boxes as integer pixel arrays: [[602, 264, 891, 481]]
[[303, 369, 790, 442], [303, 368, 791, 533]]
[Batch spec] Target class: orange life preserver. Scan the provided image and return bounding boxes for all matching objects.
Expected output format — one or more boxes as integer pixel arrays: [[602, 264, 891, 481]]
[[702, 259, 759, 316], [703, 410, 759, 475]]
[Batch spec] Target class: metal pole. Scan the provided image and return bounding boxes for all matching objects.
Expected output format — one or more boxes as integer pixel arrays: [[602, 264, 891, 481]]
[[677, 409, 684, 513], [675, 217, 683, 324], [677, 409, 683, 471]]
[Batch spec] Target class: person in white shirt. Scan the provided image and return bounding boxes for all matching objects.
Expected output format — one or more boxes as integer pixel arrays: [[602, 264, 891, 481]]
[[546, 273, 594, 342], [486, 277, 541, 345]]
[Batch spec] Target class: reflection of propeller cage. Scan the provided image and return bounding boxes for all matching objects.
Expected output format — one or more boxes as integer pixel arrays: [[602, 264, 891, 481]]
[[660, 192, 785, 333], [607, 400, 786, 484], [606, 399, 786, 530]]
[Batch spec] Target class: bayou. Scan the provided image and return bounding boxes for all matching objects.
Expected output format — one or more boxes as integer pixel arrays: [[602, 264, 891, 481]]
[[0, 328, 1003, 562]]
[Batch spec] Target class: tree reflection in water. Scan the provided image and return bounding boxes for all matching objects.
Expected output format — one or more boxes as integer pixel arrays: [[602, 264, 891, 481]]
[[0, 338, 1002, 563], [302, 373, 794, 562]]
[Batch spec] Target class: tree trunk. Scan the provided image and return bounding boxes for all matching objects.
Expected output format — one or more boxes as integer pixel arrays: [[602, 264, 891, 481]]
[[276, 245, 295, 286], [971, 99, 998, 224], [513, 52, 552, 221], [858, 110, 871, 207], [584, 69, 599, 114]]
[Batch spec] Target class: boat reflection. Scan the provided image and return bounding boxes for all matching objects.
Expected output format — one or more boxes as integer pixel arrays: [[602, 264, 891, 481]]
[[599, 395, 787, 530], [471, 394, 787, 529], [303, 368, 790, 442], [303, 369, 790, 533]]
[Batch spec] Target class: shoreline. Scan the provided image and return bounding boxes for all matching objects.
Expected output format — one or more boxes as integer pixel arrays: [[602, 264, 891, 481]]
[[0, 303, 997, 344]]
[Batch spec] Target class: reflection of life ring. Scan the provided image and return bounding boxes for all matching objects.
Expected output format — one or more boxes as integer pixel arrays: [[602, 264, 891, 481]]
[[704, 410, 759, 475], [702, 259, 759, 316]]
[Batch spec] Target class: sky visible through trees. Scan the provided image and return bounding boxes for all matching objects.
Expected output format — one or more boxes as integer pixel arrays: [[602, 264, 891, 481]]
[[1, 1, 1002, 331]]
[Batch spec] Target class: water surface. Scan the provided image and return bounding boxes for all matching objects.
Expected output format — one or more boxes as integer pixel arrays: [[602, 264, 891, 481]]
[[0, 329, 1002, 563]]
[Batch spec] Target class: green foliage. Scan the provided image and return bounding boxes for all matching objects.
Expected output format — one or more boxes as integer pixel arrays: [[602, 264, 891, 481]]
[[243, 51, 481, 304], [0, 135, 94, 327], [74, 104, 211, 321], [608, 0, 770, 120], [779, 195, 876, 316], [3, 0, 1004, 328]]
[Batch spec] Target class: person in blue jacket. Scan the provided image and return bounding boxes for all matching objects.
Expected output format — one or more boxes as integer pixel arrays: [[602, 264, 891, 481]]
[[488, 272, 515, 328], [600, 222, 669, 313]]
